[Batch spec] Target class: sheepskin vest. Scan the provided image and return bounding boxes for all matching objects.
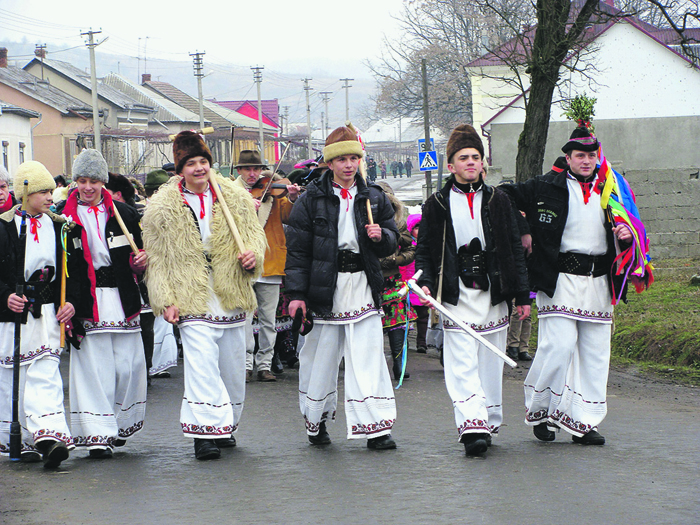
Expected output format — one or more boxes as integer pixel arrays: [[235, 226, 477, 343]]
[[142, 175, 267, 316]]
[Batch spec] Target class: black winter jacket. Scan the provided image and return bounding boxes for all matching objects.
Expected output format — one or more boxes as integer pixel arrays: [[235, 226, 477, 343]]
[[58, 191, 144, 322], [0, 208, 83, 324], [415, 177, 530, 307], [499, 170, 626, 300], [284, 171, 399, 315]]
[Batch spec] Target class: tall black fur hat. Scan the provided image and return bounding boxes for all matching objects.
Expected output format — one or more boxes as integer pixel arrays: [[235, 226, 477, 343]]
[[446, 125, 484, 163]]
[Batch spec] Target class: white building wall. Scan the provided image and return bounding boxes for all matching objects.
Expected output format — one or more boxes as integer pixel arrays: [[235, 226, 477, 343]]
[[0, 111, 35, 177], [487, 22, 700, 127]]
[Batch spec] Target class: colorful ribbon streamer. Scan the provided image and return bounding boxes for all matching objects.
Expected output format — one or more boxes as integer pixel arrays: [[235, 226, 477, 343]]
[[596, 144, 654, 304]]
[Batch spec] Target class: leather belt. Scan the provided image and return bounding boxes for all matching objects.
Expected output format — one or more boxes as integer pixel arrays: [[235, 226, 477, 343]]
[[457, 239, 489, 291], [558, 252, 609, 277], [95, 266, 117, 287], [337, 250, 364, 273]]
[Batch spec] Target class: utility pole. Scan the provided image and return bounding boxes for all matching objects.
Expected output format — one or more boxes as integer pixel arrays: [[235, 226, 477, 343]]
[[303, 78, 313, 159], [421, 59, 433, 195], [340, 78, 353, 122], [251, 65, 265, 163], [34, 44, 46, 81], [190, 51, 206, 130], [319, 91, 331, 138], [281, 105, 289, 136], [143, 36, 149, 78], [82, 29, 104, 152]]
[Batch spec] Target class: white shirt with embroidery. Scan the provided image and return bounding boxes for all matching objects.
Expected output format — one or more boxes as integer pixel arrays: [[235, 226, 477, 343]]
[[536, 174, 613, 324], [444, 186, 508, 334], [178, 183, 245, 328], [76, 200, 111, 270], [315, 182, 377, 324]]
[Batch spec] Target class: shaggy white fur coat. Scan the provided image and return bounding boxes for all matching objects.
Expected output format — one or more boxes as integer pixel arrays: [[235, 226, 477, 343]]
[[142, 175, 266, 316]]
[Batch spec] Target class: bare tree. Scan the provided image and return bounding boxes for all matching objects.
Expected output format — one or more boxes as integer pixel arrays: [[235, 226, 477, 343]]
[[370, 0, 699, 182], [366, 0, 526, 135]]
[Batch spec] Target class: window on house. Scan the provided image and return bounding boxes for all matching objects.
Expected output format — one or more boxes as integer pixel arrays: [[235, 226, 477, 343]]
[[2, 141, 8, 170], [19, 142, 25, 164]]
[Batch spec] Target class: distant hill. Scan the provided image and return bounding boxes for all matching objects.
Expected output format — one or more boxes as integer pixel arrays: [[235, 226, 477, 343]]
[[0, 39, 377, 129]]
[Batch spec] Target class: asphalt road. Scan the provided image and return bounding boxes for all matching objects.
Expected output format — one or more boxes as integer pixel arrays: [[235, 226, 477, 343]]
[[1, 341, 699, 525]]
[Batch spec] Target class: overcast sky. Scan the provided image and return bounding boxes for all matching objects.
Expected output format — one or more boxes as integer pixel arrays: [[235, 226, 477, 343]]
[[1, 0, 405, 75], [1, 0, 408, 124]]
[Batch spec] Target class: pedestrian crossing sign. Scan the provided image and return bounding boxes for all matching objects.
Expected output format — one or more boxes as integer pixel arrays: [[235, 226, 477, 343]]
[[418, 150, 438, 171]]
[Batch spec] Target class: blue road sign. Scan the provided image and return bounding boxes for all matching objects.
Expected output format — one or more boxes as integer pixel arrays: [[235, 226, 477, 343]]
[[418, 150, 438, 171], [417, 138, 435, 152]]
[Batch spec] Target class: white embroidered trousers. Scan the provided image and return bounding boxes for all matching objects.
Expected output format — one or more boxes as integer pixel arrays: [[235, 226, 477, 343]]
[[298, 315, 396, 440], [524, 315, 611, 437]]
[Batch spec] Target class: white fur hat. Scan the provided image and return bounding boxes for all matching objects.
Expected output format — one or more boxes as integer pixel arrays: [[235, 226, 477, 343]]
[[72, 149, 108, 183]]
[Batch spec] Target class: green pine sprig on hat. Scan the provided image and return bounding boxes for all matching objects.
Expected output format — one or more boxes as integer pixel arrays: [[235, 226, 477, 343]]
[[562, 94, 597, 132]]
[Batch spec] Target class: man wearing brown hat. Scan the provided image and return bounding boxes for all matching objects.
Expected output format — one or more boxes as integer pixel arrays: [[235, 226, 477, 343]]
[[285, 125, 400, 450], [415, 124, 530, 457], [232, 150, 301, 382], [142, 132, 266, 460], [500, 125, 633, 447]]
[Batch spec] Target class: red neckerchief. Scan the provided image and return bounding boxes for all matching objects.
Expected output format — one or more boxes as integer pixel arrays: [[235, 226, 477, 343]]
[[332, 181, 355, 212], [451, 184, 479, 219], [15, 209, 43, 242], [0, 197, 13, 214], [179, 180, 215, 218], [568, 172, 594, 205], [77, 198, 105, 239]]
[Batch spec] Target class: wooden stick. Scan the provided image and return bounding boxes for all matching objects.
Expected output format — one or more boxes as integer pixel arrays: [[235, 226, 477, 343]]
[[209, 172, 246, 253], [59, 247, 66, 347], [169, 126, 215, 142], [366, 200, 374, 225], [399, 271, 518, 368], [111, 203, 140, 255]]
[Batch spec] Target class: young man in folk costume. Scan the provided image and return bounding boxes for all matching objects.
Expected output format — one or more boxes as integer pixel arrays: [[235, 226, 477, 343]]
[[142, 131, 266, 461], [0, 162, 79, 468], [415, 125, 530, 456], [232, 150, 301, 382], [60, 149, 148, 459], [285, 125, 400, 450], [500, 125, 642, 446]]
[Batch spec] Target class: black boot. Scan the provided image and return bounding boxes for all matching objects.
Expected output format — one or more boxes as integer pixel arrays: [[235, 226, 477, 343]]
[[388, 329, 410, 380]]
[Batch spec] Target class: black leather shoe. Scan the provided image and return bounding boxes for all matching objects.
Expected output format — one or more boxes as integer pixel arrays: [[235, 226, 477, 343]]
[[41, 440, 69, 469], [367, 434, 397, 450], [518, 351, 533, 361], [89, 447, 113, 459], [416, 345, 427, 354], [215, 437, 237, 448], [194, 439, 221, 460], [20, 450, 42, 463], [533, 423, 556, 442], [392, 359, 410, 380], [271, 355, 284, 375], [506, 346, 519, 360], [462, 433, 489, 456], [308, 422, 331, 445], [113, 439, 127, 447], [572, 429, 605, 446]]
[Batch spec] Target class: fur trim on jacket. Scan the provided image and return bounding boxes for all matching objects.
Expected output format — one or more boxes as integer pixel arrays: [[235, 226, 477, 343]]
[[142, 175, 267, 316]]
